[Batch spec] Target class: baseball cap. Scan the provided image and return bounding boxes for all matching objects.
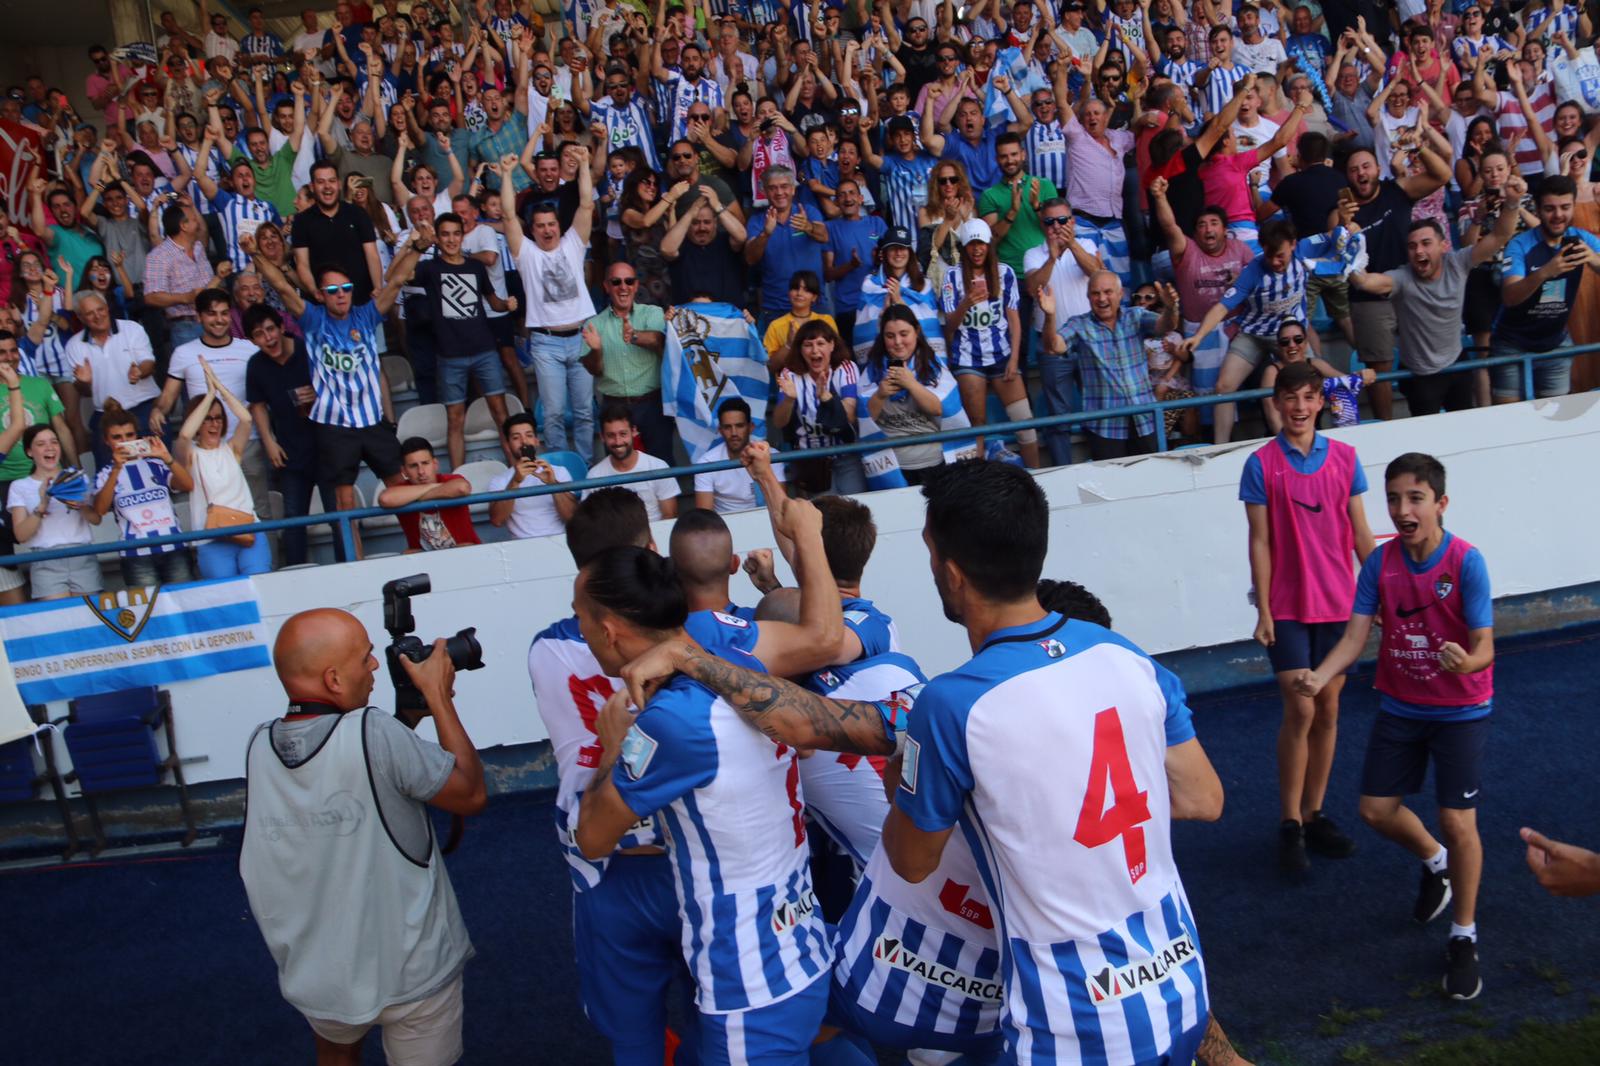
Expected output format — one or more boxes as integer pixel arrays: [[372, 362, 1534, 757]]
[[1064, 1, 1085, 9], [957, 218, 992, 246], [886, 116, 915, 136], [879, 226, 914, 251]]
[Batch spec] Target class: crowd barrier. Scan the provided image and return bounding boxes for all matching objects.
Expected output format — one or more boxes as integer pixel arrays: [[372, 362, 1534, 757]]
[[1, 343, 1592, 570]]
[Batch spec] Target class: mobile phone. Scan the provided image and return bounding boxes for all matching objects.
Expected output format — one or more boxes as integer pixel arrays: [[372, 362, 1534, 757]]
[[117, 439, 152, 460], [519, 444, 540, 462], [1336, 187, 1355, 206], [1560, 233, 1583, 251]]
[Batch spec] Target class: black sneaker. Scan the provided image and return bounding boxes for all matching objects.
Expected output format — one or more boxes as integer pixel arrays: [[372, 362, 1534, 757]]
[[1279, 820, 1310, 877], [1443, 936, 1482, 1000], [1305, 812, 1358, 859], [1414, 868, 1453, 924]]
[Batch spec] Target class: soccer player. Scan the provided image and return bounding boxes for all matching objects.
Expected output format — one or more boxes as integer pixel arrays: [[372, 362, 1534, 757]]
[[1241, 362, 1376, 877], [574, 538, 834, 1064], [667, 442, 848, 676], [526, 489, 686, 1065], [882, 460, 1225, 1062], [1296, 453, 1495, 1001]]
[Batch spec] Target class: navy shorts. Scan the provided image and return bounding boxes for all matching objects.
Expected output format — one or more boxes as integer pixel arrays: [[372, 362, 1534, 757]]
[[1268, 619, 1349, 675], [1360, 711, 1491, 809], [823, 973, 1004, 1059], [572, 852, 692, 1065]]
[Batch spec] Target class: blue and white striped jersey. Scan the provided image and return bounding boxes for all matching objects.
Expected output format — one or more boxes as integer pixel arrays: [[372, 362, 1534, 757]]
[[659, 74, 725, 143], [528, 615, 665, 892], [1158, 56, 1204, 97], [175, 142, 230, 216], [798, 650, 924, 866], [878, 151, 939, 237], [612, 672, 834, 1013], [941, 264, 1020, 371], [1218, 232, 1341, 337], [1024, 120, 1070, 195], [92, 458, 183, 558], [299, 301, 386, 429], [1202, 62, 1250, 118], [895, 614, 1208, 1064], [209, 190, 281, 272], [21, 288, 68, 379], [590, 96, 660, 170]]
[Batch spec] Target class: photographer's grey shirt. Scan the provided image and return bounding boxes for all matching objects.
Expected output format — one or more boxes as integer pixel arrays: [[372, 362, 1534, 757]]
[[242, 708, 470, 1023], [1384, 248, 1473, 375]]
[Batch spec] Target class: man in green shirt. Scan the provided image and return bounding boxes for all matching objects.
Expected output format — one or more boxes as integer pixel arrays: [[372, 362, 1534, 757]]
[[0, 329, 73, 482], [977, 132, 1059, 280], [580, 261, 671, 461], [214, 85, 305, 217]]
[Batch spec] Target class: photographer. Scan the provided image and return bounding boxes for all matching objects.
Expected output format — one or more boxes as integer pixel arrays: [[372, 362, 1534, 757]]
[[240, 607, 485, 1066]]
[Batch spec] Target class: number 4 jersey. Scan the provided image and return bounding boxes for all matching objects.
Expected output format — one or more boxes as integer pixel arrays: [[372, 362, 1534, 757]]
[[895, 613, 1208, 1065]]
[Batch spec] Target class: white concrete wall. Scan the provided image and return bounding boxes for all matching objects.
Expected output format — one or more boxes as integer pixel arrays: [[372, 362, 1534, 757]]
[[32, 394, 1600, 783]]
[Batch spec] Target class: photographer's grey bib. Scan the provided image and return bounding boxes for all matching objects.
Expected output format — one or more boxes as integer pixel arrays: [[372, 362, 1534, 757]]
[[240, 709, 472, 1024]]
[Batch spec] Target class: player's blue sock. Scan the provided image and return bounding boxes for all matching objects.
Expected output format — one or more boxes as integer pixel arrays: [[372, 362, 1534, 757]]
[[809, 1030, 877, 1066], [1451, 922, 1478, 942], [1426, 848, 1448, 874]]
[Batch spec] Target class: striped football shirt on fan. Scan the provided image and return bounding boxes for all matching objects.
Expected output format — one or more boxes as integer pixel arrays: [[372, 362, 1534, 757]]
[[299, 301, 386, 429]]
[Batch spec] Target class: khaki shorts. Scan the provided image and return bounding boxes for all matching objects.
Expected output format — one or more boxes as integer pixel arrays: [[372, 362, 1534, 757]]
[[304, 975, 464, 1066], [1306, 273, 1351, 320]]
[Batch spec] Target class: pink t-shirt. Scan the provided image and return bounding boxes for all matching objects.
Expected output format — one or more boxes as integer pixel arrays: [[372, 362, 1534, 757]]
[[1199, 148, 1266, 222], [86, 69, 129, 128], [1173, 236, 1255, 325]]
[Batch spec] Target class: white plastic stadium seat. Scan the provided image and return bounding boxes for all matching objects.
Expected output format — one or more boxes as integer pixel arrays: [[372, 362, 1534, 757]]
[[453, 459, 509, 494], [396, 403, 449, 450], [383, 355, 416, 394]]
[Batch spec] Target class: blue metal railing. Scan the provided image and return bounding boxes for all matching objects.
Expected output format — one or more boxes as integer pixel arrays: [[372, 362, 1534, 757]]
[[3, 343, 1592, 569]]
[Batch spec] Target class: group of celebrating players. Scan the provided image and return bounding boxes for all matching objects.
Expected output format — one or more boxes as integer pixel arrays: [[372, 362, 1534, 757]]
[[530, 360, 1499, 1066]]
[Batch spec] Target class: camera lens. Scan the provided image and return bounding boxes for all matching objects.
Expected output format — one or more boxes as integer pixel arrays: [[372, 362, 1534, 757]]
[[445, 627, 484, 672]]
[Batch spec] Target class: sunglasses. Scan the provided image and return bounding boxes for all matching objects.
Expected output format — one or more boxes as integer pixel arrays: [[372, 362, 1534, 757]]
[[323, 283, 354, 294], [1042, 216, 1071, 226], [670, 152, 695, 160], [1129, 293, 1157, 304], [609, 276, 638, 286], [939, 55, 959, 62], [1280, 333, 1307, 344], [937, 175, 962, 185]]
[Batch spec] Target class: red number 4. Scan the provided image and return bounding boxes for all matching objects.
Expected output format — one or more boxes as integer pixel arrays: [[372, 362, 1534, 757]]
[[1073, 707, 1153, 885]]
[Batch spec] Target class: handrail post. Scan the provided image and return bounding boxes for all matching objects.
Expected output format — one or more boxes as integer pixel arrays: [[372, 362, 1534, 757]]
[[1154, 403, 1168, 453], [337, 516, 358, 563], [1522, 354, 1535, 401]]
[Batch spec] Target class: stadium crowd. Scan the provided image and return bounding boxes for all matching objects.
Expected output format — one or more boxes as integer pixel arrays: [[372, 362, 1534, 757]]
[[0, 2, 1592, 1061], [2, 0, 1599, 598]]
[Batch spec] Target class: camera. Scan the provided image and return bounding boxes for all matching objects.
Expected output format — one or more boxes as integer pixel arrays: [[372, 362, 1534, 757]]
[[383, 574, 484, 713]]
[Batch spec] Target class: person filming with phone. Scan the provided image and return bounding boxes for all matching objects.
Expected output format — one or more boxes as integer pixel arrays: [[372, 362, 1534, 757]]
[[91, 398, 196, 587], [486, 411, 577, 540], [240, 601, 486, 1066]]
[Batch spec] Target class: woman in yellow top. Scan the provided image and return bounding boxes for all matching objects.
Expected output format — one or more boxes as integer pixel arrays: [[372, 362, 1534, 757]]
[[761, 269, 837, 375]]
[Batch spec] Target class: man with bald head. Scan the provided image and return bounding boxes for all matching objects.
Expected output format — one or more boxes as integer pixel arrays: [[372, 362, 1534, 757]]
[[1056, 272, 1181, 460], [240, 607, 486, 1066]]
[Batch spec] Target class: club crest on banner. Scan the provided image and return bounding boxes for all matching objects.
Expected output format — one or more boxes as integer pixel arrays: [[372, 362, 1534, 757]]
[[85, 586, 161, 642], [673, 308, 731, 413]]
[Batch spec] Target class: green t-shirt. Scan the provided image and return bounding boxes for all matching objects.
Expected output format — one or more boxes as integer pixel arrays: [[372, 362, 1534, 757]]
[[45, 224, 105, 285], [0, 375, 65, 480], [238, 140, 301, 217], [977, 176, 1059, 276], [587, 303, 667, 398]]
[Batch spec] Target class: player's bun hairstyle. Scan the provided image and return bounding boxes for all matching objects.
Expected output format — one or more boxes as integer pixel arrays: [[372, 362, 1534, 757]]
[[1384, 452, 1447, 500], [814, 496, 877, 585], [921, 460, 1048, 602], [1037, 578, 1112, 629], [567, 488, 652, 568], [581, 546, 688, 632]]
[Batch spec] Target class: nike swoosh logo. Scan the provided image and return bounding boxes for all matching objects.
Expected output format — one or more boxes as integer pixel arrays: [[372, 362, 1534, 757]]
[[1396, 604, 1429, 618], [1291, 499, 1323, 513], [1463, 789, 1480, 799]]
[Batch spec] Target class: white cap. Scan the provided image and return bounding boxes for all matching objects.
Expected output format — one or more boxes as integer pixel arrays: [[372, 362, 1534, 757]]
[[956, 218, 992, 246]]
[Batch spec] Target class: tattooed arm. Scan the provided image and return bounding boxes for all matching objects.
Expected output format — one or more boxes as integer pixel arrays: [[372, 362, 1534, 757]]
[[619, 637, 895, 756], [1197, 1016, 1253, 1066]]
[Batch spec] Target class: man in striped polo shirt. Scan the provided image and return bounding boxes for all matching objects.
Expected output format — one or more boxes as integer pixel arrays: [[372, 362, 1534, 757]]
[[246, 227, 426, 549]]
